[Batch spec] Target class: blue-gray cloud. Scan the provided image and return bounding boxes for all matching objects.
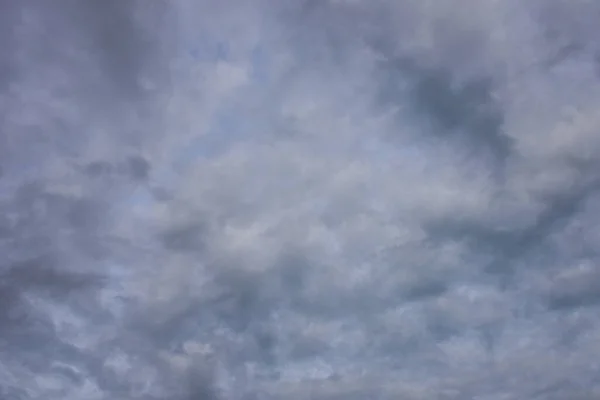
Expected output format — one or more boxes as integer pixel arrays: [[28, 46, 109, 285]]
[[2, 1, 600, 399]]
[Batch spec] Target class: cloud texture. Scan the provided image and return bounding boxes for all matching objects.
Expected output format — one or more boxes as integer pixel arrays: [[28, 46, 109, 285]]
[[2, 0, 600, 398]]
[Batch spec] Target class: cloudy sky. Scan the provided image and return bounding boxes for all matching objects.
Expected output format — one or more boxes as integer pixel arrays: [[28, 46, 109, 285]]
[[2, 0, 600, 399]]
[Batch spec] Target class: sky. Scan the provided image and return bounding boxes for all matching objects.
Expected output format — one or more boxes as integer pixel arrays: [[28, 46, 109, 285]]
[[2, 0, 600, 399]]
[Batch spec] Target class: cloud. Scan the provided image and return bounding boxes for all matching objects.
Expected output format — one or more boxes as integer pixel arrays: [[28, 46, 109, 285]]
[[2, 0, 600, 398]]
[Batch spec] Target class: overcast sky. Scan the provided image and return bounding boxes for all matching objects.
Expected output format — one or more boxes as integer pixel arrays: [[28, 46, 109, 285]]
[[2, 1, 600, 399]]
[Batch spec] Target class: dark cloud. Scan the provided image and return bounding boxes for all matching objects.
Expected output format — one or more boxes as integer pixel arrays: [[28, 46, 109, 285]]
[[378, 57, 512, 177], [84, 161, 114, 178], [211, 271, 273, 333], [160, 223, 208, 253], [6, 255, 104, 296], [403, 279, 448, 302], [125, 155, 151, 181], [422, 172, 600, 290], [0, 282, 28, 332], [53, 0, 172, 100], [545, 266, 600, 311], [547, 287, 600, 311], [0, 1, 17, 92], [0, 0, 171, 397], [276, 250, 311, 295]]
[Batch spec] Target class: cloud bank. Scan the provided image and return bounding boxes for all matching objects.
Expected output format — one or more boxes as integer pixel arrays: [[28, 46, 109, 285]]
[[2, 0, 600, 398]]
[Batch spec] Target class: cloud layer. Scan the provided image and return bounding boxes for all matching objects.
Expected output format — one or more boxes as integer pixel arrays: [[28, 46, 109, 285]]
[[2, 1, 600, 398]]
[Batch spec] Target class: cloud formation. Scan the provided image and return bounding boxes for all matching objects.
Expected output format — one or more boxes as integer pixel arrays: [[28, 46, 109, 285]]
[[2, 0, 600, 398]]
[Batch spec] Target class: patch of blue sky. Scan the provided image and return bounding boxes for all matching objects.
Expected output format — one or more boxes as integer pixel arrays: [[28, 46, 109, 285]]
[[250, 45, 269, 84], [127, 42, 247, 210], [173, 43, 270, 167], [187, 39, 269, 84], [125, 109, 249, 210], [359, 133, 429, 174], [188, 40, 230, 63], [177, 107, 245, 165], [125, 185, 155, 210]]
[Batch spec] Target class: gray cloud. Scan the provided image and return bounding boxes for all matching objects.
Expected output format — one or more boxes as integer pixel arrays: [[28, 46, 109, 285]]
[[3, 0, 600, 399]]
